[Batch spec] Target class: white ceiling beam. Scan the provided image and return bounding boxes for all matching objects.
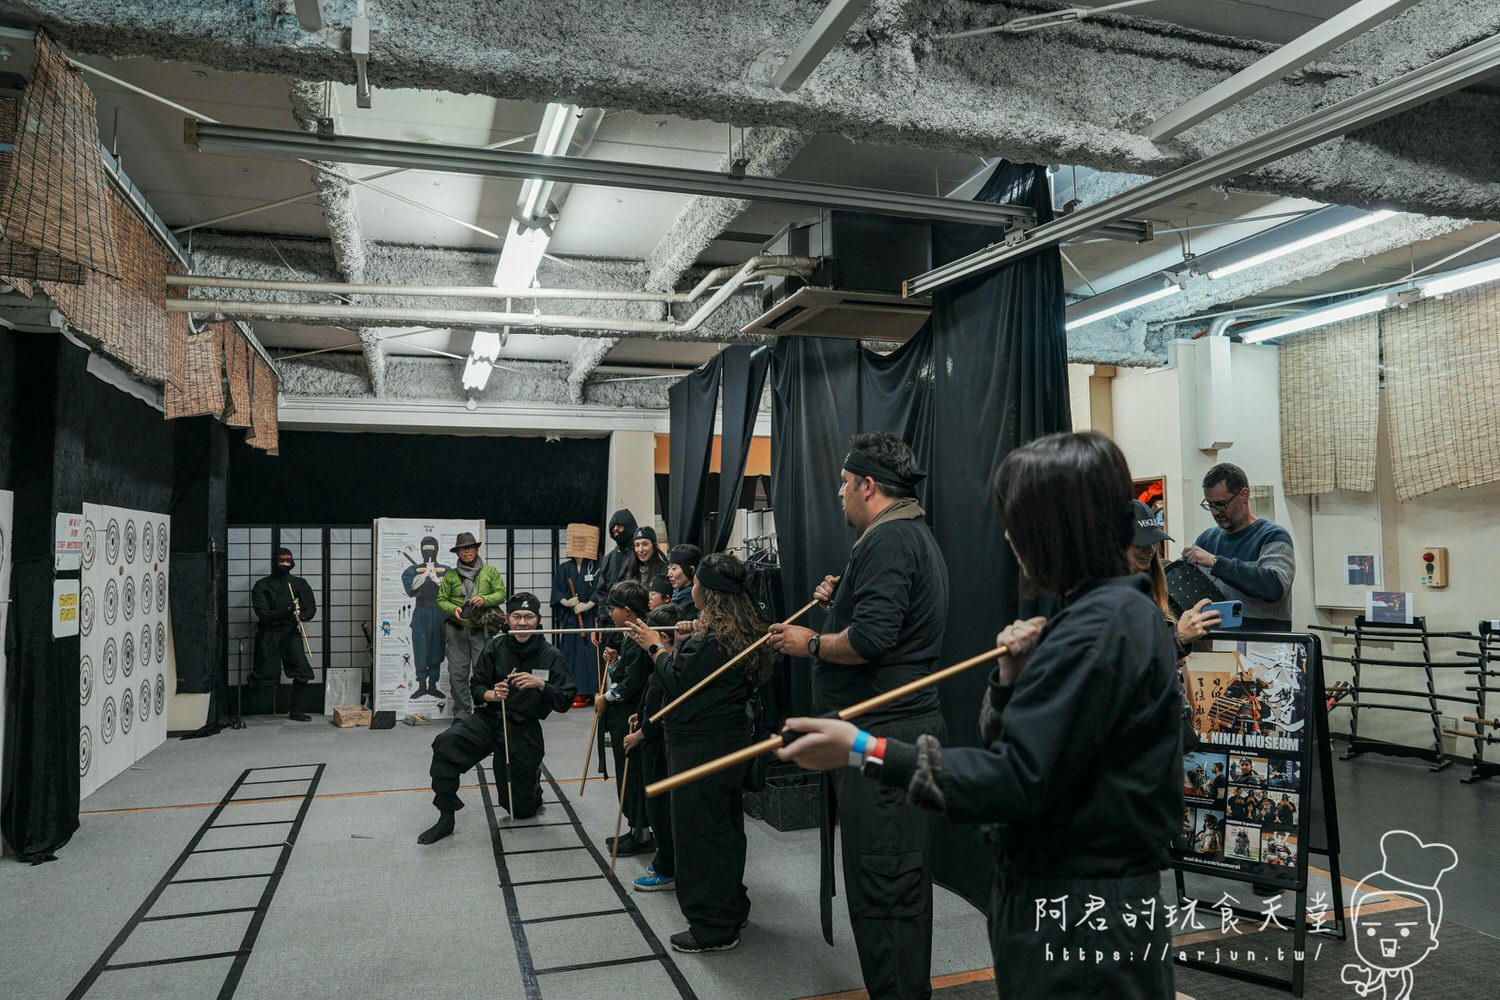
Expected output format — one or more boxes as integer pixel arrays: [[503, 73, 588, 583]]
[[771, 0, 874, 91], [1143, 0, 1424, 141]]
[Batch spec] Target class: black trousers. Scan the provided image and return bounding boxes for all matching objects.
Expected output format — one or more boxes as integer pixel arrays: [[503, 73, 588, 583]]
[[430, 712, 545, 819], [604, 702, 648, 833], [829, 709, 946, 1000], [990, 871, 1174, 999], [668, 729, 749, 944], [640, 731, 674, 876], [250, 625, 313, 685]]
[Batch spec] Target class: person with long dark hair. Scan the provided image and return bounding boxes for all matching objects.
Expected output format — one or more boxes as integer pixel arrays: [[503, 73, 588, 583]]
[[627, 552, 771, 953], [775, 431, 1183, 999], [1125, 500, 1219, 657]]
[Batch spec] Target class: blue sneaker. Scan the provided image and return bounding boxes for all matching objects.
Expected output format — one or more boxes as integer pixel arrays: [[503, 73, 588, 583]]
[[633, 871, 676, 892]]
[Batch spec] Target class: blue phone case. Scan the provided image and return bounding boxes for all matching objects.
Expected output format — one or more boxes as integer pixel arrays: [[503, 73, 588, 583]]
[[1207, 600, 1243, 628]]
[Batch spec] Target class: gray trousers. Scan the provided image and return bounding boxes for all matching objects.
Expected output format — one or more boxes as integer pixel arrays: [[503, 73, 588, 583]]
[[444, 623, 487, 718]]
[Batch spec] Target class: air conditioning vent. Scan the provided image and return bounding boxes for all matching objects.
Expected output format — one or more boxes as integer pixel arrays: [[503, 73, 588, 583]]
[[741, 286, 930, 342]]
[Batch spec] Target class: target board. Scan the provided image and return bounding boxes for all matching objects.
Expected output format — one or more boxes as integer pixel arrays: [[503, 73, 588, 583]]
[[80, 504, 169, 800]]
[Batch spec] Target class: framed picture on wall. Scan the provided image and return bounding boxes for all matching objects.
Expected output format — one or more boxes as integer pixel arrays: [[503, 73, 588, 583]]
[[1134, 476, 1168, 556]]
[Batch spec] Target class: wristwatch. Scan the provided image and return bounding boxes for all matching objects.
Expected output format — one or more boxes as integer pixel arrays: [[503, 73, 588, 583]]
[[807, 634, 822, 660]]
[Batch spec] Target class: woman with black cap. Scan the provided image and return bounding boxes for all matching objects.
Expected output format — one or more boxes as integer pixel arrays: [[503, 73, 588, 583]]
[[626, 552, 770, 953], [1126, 499, 1221, 656], [665, 544, 701, 618], [626, 525, 669, 587]]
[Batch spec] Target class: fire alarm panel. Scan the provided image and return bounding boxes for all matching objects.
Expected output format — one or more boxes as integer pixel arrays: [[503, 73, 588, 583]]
[[1418, 547, 1448, 588]]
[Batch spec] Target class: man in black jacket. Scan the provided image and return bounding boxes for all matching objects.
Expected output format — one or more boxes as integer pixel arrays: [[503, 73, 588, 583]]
[[596, 509, 640, 599], [418, 593, 575, 843], [769, 432, 949, 1000], [249, 547, 317, 721], [598, 580, 653, 855]]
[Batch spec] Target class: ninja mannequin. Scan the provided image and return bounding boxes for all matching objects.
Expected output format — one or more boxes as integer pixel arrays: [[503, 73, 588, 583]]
[[402, 535, 450, 701], [249, 547, 317, 721]]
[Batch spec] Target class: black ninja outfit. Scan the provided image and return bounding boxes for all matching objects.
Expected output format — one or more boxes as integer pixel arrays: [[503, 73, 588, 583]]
[[602, 591, 652, 852], [249, 547, 317, 719], [637, 611, 680, 879], [817, 495, 949, 1000], [423, 596, 575, 838], [402, 535, 448, 698]]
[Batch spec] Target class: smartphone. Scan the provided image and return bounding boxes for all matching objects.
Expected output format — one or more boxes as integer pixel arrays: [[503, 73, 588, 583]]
[[1206, 600, 1243, 629]]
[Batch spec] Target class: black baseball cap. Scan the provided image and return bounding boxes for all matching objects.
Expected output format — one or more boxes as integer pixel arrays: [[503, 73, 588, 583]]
[[1130, 499, 1171, 547]]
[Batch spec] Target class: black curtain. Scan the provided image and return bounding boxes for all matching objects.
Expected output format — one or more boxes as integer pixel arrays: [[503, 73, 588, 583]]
[[169, 418, 229, 702], [711, 344, 771, 553], [768, 162, 1071, 909], [666, 355, 722, 549]]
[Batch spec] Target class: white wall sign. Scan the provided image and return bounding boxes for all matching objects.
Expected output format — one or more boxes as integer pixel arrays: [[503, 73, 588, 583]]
[[53, 579, 79, 637], [55, 512, 84, 571], [372, 518, 484, 719], [79, 503, 170, 801]]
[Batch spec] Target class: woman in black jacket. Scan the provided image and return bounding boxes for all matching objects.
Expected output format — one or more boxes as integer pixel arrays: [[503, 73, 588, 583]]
[[627, 552, 771, 954], [777, 431, 1184, 999]]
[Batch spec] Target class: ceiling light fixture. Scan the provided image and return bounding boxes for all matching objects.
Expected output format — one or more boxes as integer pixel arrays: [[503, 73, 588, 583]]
[[1417, 257, 1500, 298], [1206, 209, 1397, 279], [1065, 279, 1181, 331], [1239, 293, 1391, 344]]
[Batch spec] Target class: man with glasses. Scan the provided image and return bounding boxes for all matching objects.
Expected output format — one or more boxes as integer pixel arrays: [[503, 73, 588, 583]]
[[417, 593, 576, 843], [1181, 463, 1295, 632]]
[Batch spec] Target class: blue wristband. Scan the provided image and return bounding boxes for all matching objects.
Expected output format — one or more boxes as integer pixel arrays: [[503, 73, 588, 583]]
[[848, 729, 872, 768]]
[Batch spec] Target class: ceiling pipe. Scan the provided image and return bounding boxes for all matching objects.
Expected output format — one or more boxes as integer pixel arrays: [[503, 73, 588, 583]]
[[168, 256, 816, 338]]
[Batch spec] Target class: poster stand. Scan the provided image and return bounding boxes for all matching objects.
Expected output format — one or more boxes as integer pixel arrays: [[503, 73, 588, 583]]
[[1171, 631, 1344, 998]]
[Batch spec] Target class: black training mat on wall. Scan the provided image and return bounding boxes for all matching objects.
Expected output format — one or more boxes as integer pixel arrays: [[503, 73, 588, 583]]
[[228, 430, 608, 528], [770, 162, 1071, 911]]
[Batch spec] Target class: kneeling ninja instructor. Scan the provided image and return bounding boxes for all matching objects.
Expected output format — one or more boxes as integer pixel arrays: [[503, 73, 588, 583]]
[[249, 547, 318, 721], [418, 594, 576, 843], [769, 431, 949, 1000]]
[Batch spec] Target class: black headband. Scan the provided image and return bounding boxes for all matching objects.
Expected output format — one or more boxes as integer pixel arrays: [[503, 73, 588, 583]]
[[694, 562, 743, 595], [506, 594, 540, 614], [843, 450, 925, 490]]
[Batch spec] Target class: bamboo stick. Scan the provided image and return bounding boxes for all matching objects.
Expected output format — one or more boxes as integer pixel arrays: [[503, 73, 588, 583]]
[[648, 598, 821, 724], [610, 752, 632, 875], [501, 703, 514, 817], [646, 644, 1008, 798]]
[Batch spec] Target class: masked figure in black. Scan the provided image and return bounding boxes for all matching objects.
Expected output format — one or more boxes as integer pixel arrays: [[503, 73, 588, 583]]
[[596, 509, 640, 600], [402, 535, 449, 701], [418, 594, 575, 843], [249, 547, 317, 721]]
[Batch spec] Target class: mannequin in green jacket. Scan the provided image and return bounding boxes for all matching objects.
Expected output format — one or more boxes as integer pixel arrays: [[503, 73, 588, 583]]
[[437, 532, 506, 717]]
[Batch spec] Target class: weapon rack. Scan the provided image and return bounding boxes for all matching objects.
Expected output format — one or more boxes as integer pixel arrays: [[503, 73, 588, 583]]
[[1310, 616, 1497, 782]]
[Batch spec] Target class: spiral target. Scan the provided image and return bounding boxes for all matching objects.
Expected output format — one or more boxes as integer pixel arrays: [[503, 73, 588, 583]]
[[121, 688, 134, 734], [102, 637, 118, 684], [142, 573, 154, 615], [155, 622, 166, 663], [80, 587, 95, 637], [154, 673, 165, 716], [157, 572, 167, 613], [82, 521, 96, 569], [106, 519, 120, 564], [122, 630, 135, 678], [140, 625, 152, 667], [124, 519, 138, 564], [80, 656, 94, 705], [79, 727, 93, 776], [123, 575, 136, 621], [104, 579, 118, 626], [101, 696, 116, 744], [157, 522, 168, 558], [139, 680, 150, 722], [143, 523, 154, 563]]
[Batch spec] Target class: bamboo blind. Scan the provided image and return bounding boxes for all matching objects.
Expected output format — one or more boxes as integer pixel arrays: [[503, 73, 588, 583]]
[[223, 326, 253, 428], [1384, 284, 1500, 500], [0, 31, 120, 283], [0, 97, 36, 297], [1278, 313, 1380, 495], [245, 350, 280, 454], [164, 321, 230, 420]]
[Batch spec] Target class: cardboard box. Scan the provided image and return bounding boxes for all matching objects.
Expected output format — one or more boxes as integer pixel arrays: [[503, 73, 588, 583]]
[[332, 705, 372, 728], [565, 522, 600, 560]]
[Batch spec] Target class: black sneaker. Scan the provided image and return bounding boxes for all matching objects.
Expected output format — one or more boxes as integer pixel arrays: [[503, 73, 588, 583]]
[[611, 835, 654, 857], [669, 930, 739, 954]]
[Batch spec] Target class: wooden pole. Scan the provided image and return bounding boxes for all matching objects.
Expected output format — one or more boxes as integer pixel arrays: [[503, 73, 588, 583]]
[[501, 698, 514, 817], [646, 644, 1008, 798], [610, 746, 633, 875], [579, 691, 605, 798], [287, 582, 313, 659], [511, 626, 632, 636], [648, 597, 821, 724]]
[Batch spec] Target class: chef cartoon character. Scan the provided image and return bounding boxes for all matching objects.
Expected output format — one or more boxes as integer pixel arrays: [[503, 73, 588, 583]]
[[1341, 830, 1457, 1000]]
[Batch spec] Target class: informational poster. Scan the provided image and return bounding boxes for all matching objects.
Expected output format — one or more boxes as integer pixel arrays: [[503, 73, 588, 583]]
[[0, 490, 12, 793], [79, 504, 170, 801], [53, 580, 79, 637], [1366, 590, 1414, 625], [1174, 637, 1313, 889], [55, 512, 84, 571], [372, 518, 484, 719]]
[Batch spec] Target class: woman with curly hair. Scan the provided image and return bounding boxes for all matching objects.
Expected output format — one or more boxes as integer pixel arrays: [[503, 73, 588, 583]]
[[627, 551, 770, 954]]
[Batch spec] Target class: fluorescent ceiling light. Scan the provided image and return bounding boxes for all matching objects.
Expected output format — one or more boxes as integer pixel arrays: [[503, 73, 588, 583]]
[[1418, 258, 1500, 298], [1240, 294, 1390, 344], [1065, 284, 1180, 330], [1207, 210, 1397, 279]]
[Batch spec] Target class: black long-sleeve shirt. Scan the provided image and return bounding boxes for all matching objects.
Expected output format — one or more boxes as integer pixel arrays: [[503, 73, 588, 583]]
[[879, 575, 1183, 879], [816, 515, 948, 727], [251, 571, 316, 629], [652, 634, 752, 739], [471, 634, 575, 723], [605, 640, 650, 712]]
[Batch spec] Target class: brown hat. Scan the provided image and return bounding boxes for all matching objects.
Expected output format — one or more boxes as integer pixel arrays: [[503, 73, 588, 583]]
[[450, 531, 481, 553]]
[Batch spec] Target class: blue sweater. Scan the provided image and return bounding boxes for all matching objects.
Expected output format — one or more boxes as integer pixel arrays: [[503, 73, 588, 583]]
[[1192, 518, 1296, 630]]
